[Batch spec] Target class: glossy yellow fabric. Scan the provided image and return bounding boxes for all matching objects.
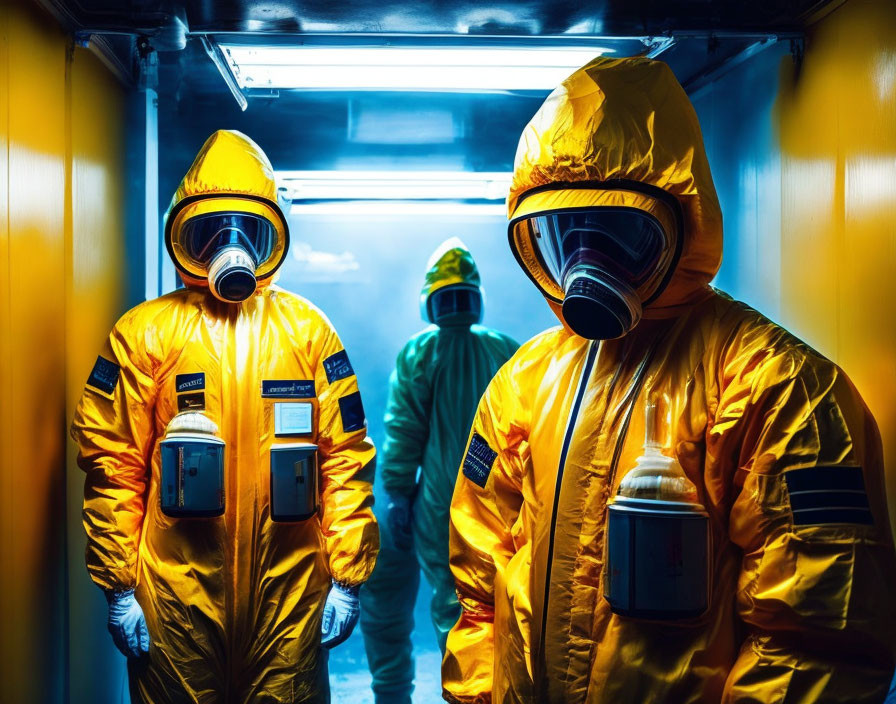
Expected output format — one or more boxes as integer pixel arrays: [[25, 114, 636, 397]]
[[71, 132, 377, 703], [443, 57, 896, 704]]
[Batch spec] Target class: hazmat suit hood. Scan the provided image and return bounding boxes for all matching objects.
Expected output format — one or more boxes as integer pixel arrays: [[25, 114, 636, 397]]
[[163, 129, 290, 293], [507, 56, 723, 327], [419, 237, 484, 325]]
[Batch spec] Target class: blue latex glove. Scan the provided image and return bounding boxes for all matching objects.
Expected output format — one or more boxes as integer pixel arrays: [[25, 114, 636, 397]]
[[387, 493, 414, 551], [320, 580, 360, 650], [105, 589, 150, 658]]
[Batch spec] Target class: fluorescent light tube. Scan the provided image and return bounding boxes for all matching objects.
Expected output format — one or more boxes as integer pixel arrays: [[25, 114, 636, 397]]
[[278, 171, 512, 201], [289, 201, 507, 217], [220, 45, 609, 91]]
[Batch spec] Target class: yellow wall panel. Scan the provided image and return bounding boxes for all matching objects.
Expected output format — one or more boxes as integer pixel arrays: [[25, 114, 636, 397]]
[[0, 3, 67, 701], [778, 0, 896, 533], [66, 44, 129, 703], [0, 1, 128, 701], [0, 3, 11, 695], [778, 154, 840, 357]]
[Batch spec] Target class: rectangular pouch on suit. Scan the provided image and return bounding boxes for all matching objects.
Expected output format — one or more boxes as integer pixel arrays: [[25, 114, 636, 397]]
[[270, 443, 320, 522]]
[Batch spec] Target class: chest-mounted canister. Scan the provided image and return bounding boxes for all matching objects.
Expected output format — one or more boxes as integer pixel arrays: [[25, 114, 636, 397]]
[[159, 411, 226, 518], [605, 402, 710, 619]]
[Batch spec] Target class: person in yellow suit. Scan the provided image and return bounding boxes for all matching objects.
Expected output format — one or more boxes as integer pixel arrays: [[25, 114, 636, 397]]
[[71, 129, 378, 703], [442, 57, 896, 704]]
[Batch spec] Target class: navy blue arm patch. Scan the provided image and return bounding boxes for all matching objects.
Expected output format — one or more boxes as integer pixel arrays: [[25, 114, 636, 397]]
[[86, 356, 120, 395], [338, 391, 366, 433], [324, 350, 354, 383], [784, 465, 873, 526], [462, 433, 498, 488]]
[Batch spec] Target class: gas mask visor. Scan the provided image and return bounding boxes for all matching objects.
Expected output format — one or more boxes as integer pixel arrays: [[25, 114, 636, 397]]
[[180, 212, 277, 266], [513, 203, 675, 339], [427, 284, 483, 327]]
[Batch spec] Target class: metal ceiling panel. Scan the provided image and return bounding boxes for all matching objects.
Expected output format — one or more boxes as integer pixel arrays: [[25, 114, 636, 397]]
[[48, 0, 838, 35]]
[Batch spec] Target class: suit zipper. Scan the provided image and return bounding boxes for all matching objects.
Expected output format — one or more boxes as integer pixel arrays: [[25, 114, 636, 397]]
[[535, 340, 598, 692], [535, 337, 661, 699]]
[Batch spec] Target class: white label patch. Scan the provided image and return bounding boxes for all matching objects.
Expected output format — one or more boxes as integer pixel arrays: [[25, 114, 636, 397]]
[[275, 402, 313, 436]]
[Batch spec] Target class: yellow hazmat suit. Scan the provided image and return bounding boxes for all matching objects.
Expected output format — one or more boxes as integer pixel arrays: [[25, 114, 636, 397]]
[[442, 57, 896, 703], [71, 130, 378, 703]]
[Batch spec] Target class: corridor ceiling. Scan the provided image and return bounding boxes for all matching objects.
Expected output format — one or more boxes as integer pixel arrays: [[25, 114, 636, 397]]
[[41, 0, 840, 182]]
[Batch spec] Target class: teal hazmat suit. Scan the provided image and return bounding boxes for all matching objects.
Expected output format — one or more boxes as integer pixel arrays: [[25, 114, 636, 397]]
[[359, 239, 518, 703]]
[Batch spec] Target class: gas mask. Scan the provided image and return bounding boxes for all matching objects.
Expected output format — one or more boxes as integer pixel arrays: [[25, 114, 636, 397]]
[[426, 284, 483, 328], [510, 196, 680, 340], [165, 198, 289, 303], [177, 212, 278, 302]]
